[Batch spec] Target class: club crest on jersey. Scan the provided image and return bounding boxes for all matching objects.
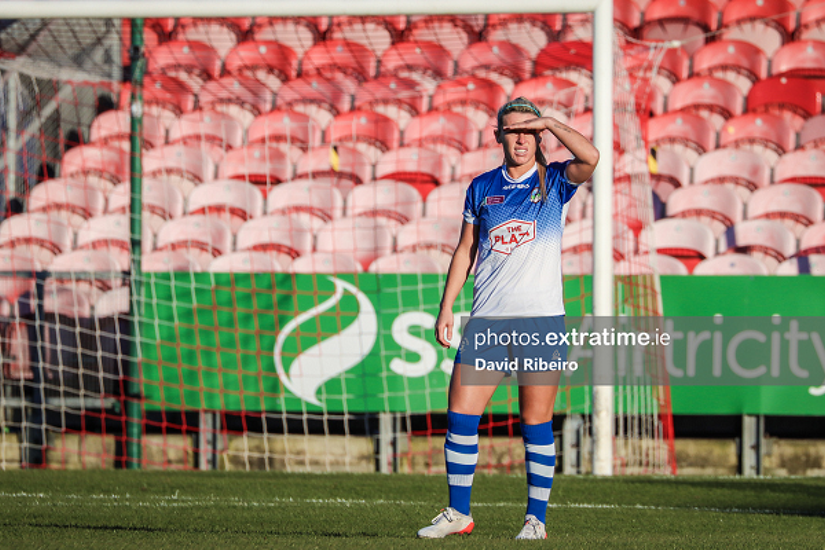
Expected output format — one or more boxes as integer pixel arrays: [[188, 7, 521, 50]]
[[530, 187, 542, 203], [489, 219, 536, 255], [484, 195, 505, 206]]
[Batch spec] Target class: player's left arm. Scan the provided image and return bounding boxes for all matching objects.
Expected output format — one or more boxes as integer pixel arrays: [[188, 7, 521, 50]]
[[503, 116, 599, 184]]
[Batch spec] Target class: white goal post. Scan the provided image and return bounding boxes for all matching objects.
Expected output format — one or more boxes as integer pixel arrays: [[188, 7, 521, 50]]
[[3, 0, 616, 476]]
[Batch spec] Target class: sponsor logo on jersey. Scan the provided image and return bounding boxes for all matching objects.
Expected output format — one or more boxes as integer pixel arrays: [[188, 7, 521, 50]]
[[489, 219, 536, 255], [484, 195, 505, 206], [503, 183, 531, 190]]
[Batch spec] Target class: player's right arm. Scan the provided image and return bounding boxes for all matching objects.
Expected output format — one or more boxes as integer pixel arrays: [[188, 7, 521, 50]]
[[435, 220, 479, 348]]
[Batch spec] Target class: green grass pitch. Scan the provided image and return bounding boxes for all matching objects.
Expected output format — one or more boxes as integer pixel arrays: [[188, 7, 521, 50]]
[[0, 471, 823, 549]]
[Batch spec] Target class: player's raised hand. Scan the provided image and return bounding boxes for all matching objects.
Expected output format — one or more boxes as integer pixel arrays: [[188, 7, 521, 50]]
[[501, 116, 550, 133], [434, 308, 454, 349]]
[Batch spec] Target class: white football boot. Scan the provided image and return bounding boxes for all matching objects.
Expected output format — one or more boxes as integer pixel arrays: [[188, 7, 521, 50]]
[[515, 514, 547, 540], [416, 507, 475, 538]]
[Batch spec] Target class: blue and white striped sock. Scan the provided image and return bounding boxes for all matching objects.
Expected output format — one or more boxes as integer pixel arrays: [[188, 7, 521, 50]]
[[445, 411, 481, 516], [522, 420, 555, 524]]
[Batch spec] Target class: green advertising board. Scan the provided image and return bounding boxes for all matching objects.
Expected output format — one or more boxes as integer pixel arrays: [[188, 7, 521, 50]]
[[140, 273, 825, 416]]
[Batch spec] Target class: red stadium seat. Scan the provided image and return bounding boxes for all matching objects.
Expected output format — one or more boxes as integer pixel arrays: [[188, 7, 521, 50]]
[[90, 109, 164, 150], [147, 40, 221, 93], [295, 145, 371, 186], [647, 112, 717, 164], [60, 144, 129, 191], [0, 214, 73, 266], [667, 184, 744, 237], [566, 185, 590, 224], [776, 254, 825, 275], [624, 45, 689, 96], [28, 178, 105, 229], [120, 75, 195, 128], [235, 215, 313, 269], [561, 252, 593, 276], [316, 217, 394, 270], [143, 144, 215, 195], [455, 147, 502, 184], [639, 0, 718, 55], [107, 179, 184, 233], [346, 181, 424, 229], [198, 76, 272, 128], [375, 147, 452, 199], [0, 250, 38, 303], [301, 39, 378, 90], [562, 219, 635, 261], [289, 252, 364, 273], [799, 221, 825, 256], [483, 14, 562, 57], [560, 0, 642, 41], [266, 179, 344, 232], [649, 148, 690, 202], [156, 216, 233, 270], [327, 110, 400, 162], [247, 110, 322, 163], [718, 113, 794, 167], [396, 217, 462, 271], [614, 253, 690, 275], [431, 76, 507, 132], [799, 114, 825, 150], [218, 145, 291, 192], [582, 178, 648, 236], [353, 76, 427, 130], [693, 148, 770, 201], [457, 41, 532, 95], [720, 0, 795, 57], [48, 250, 123, 303], [208, 251, 285, 273], [380, 41, 454, 91], [774, 149, 825, 200], [120, 18, 170, 68], [42, 282, 92, 318], [771, 40, 825, 78], [198, 76, 273, 129], [75, 214, 153, 271], [186, 180, 264, 233], [534, 41, 594, 99], [403, 111, 478, 165], [224, 41, 299, 93], [404, 15, 484, 59], [167, 110, 244, 164], [368, 252, 444, 274], [425, 181, 471, 220], [328, 16, 406, 56], [93, 286, 130, 317], [251, 17, 325, 58], [510, 76, 586, 123], [796, 0, 825, 41], [173, 17, 252, 58], [276, 76, 354, 129], [569, 111, 622, 152], [719, 219, 796, 271], [639, 218, 716, 272], [142, 250, 202, 272], [667, 76, 743, 129], [747, 76, 823, 132], [691, 40, 768, 95], [747, 183, 824, 237], [693, 253, 770, 274]]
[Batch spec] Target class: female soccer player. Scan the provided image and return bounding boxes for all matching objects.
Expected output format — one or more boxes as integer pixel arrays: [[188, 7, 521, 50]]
[[417, 97, 599, 540]]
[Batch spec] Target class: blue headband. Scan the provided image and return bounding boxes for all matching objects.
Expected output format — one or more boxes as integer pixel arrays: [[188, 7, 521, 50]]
[[499, 101, 541, 118]]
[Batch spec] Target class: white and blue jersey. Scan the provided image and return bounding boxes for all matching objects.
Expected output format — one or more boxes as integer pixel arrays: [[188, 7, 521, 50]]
[[463, 161, 579, 318]]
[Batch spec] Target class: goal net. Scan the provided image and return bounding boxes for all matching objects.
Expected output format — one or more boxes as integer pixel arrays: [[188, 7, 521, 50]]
[[0, 12, 674, 474]]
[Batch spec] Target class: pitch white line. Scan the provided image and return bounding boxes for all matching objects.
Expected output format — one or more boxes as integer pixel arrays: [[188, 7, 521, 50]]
[[1, 492, 821, 517]]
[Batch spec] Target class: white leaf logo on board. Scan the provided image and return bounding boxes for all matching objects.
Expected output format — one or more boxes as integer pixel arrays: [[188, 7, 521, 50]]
[[274, 276, 376, 406]]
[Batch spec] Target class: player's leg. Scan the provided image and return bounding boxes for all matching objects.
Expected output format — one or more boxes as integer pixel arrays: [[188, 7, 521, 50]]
[[515, 383, 560, 540], [417, 364, 503, 538]]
